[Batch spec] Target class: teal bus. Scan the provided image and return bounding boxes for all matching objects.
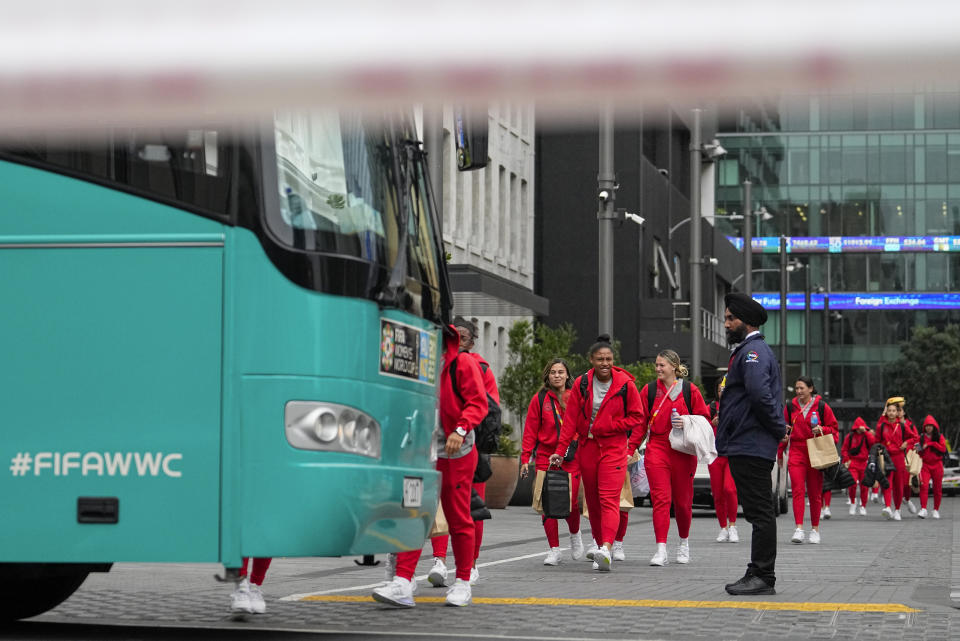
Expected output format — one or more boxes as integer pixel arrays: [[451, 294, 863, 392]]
[[0, 110, 449, 619]]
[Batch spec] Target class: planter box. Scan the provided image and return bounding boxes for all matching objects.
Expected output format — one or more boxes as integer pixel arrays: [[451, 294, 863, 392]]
[[485, 455, 520, 509]]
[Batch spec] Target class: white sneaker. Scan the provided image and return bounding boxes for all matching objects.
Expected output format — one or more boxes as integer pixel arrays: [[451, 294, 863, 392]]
[[649, 543, 668, 566], [612, 541, 626, 562], [248, 583, 266, 614], [676, 539, 690, 564], [595, 546, 612, 571], [444, 578, 471, 607], [230, 578, 254, 614], [808, 529, 821, 544], [716, 527, 729, 542], [822, 506, 832, 519], [469, 567, 479, 585], [849, 502, 857, 516], [845, 497, 852, 505], [728, 525, 740, 543], [906, 499, 918, 514], [585, 544, 599, 561], [384, 552, 397, 581], [544, 547, 562, 566], [791, 528, 805, 544], [881, 506, 893, 520], [871, 492, 880, 504], [372, 576, 415, 608], [858, 505, 867, 516], [427, 557, 448, 588], [570, 531, 585, 560], [893, 509, 902, 521], [918, 508, 928, 519], [591, 560, 599, 570], [933, 509, 941, 519]]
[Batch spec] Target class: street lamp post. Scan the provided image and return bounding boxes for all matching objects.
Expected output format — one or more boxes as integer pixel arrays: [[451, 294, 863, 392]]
[[779, 236, 788, 402], [743, 180, 752, 295], [690, 108, 703, 382], [598, 103, 615, 337], [804, 265, 811, 376], [823, 293, 831, 399]]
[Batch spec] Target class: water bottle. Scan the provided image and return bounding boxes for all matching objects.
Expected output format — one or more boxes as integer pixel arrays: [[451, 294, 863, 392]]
[[671, 408, 680, 426], [810, 412, 819, 431]]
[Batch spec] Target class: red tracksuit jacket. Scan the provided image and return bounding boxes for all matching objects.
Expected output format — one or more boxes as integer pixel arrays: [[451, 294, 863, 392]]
[[554, 366, 644, 456], [917, 415, 948, 467], [628, 380, 710, 451], [521, 388, 573, 468], [439, 330, 488, 440], [841, 417, 875, 468], [875, 417, 918, 459], [778, 395, 839, 460]]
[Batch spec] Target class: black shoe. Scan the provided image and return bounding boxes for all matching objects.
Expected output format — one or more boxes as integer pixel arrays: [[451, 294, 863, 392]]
[[725, 575, 775, 596], [724, 570, 753, 590]]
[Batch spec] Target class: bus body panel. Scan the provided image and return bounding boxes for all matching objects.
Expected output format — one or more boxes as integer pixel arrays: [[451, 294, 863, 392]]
[[0, 165, 225, 562], [221, 230, 440, 563]]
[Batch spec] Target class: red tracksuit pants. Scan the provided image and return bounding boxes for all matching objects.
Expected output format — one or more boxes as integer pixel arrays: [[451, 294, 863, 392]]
[[240, 557, 271, 585], [539, 468, 582, 547], [882, 453, 907, 510], [788, 448, 823, 527], [431, 481, 486, 562], [645, 435, 696, 543], [578, 437, 627, 546], [920, 463, 944, 510], [846, 464, 868, 505], [708, 456, 738, 528], [396, 448, 476, 582]]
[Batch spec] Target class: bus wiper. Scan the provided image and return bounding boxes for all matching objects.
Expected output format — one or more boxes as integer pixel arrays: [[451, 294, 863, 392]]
[[377, 132, 416, 309]]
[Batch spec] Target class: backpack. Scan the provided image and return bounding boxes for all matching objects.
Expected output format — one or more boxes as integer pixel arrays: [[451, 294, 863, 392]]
[[449, 355, 502, 454], [646, 380, 692, 418], [845, 431, 865, 458]]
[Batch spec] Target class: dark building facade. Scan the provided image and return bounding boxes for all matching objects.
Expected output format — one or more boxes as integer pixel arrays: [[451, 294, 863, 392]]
[[535, 105, 742, 390]]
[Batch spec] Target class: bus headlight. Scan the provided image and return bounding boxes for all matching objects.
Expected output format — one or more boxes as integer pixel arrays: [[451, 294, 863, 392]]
[[286, 401, 381, 459]]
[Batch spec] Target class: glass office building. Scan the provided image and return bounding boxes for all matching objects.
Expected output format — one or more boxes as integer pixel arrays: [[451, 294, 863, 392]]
[[715, 88, 960, 419]]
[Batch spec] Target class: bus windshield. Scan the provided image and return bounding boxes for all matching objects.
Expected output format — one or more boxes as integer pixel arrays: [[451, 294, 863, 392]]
[[268, 110, 445, 322]]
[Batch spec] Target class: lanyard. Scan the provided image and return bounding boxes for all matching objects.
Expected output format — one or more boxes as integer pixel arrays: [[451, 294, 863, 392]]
[[550, 395, 563, 439], [651, 381, 678, 423]]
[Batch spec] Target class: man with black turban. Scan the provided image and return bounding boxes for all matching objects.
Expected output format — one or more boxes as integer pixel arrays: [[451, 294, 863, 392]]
[[717, 292, 786, 596]]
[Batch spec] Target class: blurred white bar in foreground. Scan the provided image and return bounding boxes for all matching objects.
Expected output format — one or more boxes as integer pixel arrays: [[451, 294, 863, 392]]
[[2, 0, 960, 131]]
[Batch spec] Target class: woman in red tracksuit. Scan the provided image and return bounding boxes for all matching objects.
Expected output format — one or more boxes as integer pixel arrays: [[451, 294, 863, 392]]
[[428, 317, 499, 588], [520, 358, 584, 565], [916, 415, 947, 519], [372, 325, 487, 608], [549, 334, 644, 572], [778, 376, 838, 545], [875, 400, 919, 520], [707, 380, 739, 543], [628, 349, 710, 567], [841, 417, 874, 515]]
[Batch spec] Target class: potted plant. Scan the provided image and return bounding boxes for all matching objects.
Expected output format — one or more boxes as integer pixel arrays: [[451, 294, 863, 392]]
[[484, 423, 520, 509]]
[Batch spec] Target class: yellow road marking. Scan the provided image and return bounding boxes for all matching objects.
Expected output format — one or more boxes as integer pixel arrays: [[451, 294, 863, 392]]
[[301, 595, 919, 613]]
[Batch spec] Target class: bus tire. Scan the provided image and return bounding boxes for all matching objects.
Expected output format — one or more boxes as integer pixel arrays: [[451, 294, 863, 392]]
[[0, 563, 90, 621]]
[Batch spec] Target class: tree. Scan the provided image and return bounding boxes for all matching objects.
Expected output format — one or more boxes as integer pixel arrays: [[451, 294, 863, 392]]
[[886, 324, 960, 448]]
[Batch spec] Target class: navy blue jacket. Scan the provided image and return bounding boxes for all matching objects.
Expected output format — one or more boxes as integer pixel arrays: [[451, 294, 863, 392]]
[[716, 333, 786, 461]]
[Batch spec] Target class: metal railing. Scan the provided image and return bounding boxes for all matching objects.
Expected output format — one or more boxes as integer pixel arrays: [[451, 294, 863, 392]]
[[671, 302, 726, 347]]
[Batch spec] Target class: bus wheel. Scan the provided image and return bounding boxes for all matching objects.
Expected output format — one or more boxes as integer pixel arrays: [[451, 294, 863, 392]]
[[0, 564, 90, 621]]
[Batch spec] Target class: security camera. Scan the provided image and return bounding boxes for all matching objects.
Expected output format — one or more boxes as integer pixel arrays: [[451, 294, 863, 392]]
[[706, 257, 719, 266], [657, 168, 669, 178], [703, 139, 727, 160], [598, 190, 611, 202]]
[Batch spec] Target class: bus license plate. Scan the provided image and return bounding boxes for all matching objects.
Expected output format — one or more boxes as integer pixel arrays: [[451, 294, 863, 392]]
[[403, 477, 423, 508]]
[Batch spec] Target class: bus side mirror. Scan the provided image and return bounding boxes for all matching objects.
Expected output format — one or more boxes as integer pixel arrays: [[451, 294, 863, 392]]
[[453, 105, 488, 171]]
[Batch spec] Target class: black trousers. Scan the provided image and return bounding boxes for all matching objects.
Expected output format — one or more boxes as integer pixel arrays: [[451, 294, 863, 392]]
[[727, 455, 777, 586]]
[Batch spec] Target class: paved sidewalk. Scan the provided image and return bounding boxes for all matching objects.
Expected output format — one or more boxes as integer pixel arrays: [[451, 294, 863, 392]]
[[37, 496, 960, 640]]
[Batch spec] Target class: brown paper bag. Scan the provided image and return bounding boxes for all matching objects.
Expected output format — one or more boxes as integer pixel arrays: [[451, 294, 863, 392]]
[[429, 501, 448, 537], [532, 469, 546, 514], [619, 470, 634, 510], [905, 449, 923, 476], [806, 434, 840, 470]]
